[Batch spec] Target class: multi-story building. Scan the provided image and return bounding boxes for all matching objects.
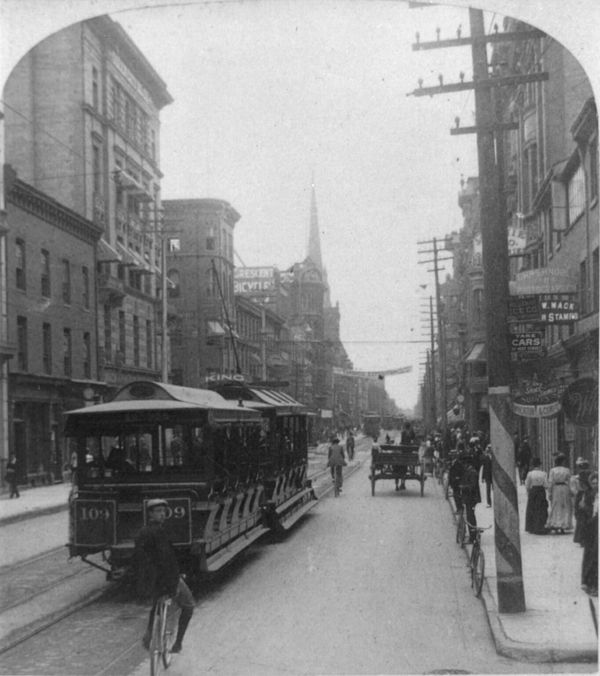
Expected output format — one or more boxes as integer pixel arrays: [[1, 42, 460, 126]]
[[494, 19, 598, 469], [5, 167, 102, 483], [163, 198, 240, 387], [4, 15, 173, 390]]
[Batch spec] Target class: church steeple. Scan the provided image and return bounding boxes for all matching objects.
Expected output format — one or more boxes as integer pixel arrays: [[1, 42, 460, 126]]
[[307, 178, 323, 271]]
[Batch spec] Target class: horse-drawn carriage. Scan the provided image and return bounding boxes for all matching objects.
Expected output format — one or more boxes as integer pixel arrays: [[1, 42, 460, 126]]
[[369, 443, 426, 496]]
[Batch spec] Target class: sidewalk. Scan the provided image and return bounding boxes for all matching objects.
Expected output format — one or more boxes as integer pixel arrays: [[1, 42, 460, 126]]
[[0, 482, 71, 525], [453, 479, 598, 663]]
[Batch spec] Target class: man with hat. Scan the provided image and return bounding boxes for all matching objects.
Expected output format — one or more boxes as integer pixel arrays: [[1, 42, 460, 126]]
[[135, 498, 194, 653]]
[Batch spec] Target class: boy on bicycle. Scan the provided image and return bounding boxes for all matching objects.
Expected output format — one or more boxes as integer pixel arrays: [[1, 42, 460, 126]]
[[135, 498, 194, 654]]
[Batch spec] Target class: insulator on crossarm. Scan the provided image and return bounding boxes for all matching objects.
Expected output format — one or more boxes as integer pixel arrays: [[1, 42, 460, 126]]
[[459, 71, 465, 82], [416, 31, 420, 44], [436, 27, 441, 40], [494, 23, 499, 33], [457, 25, 462, 38], [455, 116, 460, 129], [438, 74, 443, 86], [418, 77, 423, 88]]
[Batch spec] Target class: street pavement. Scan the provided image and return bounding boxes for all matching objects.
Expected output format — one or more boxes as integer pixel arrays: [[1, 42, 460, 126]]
[[0, 447, 597, 666]]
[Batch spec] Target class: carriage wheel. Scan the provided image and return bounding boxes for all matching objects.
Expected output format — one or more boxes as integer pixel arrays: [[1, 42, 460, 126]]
[[370, 467, 375, 496], [420, 474, 424, 496]]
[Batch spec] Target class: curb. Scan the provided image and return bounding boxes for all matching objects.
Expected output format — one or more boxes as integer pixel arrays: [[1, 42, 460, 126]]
[[479, 584, 598, 664], [443, 483, 598, 664], [0, 502, 68, 527]]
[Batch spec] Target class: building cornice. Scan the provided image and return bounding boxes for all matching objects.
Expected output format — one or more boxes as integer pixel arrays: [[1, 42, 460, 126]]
[[6, 168, 103, 244]]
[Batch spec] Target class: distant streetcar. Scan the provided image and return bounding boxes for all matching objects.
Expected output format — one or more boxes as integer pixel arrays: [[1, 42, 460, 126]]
[[64, 380, 316, 585], [362, 413, 381, 441]]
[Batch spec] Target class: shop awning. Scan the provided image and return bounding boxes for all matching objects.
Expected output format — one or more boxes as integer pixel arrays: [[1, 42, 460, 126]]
[[97, 239, 122, 263], [465, 342, 487, 362], [116, 243, 140, 267]]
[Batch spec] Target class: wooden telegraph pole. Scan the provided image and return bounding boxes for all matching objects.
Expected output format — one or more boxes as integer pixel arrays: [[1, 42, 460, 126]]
[[409, 10, 548, 612]]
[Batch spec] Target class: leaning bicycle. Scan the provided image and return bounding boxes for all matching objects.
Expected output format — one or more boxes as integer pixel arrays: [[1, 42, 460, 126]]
[[149, 595, 179, 676], [466, 521, 491, 597]]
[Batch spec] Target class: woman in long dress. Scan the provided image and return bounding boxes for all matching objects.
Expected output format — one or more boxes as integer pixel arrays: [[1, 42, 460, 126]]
[[525, 457, 548, 534], [546, 454, 573, 533], [580, 472, 598, 596]]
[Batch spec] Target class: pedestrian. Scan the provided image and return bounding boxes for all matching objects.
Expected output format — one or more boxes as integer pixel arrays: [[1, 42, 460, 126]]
[[571, 457, 591, 545], [518, 436, 532, 485], [546, 453, 573, 533], [5, 454, 19, 498], [135, 498, 194, 654], [524, 457, 549, 534], [459, 453, 481, 543], [345, 431, 355, 462], [579, 472, 598, 596], [327, 437, 346, 492], [480, 445, 493, 508], [448, 451, 465, 514]]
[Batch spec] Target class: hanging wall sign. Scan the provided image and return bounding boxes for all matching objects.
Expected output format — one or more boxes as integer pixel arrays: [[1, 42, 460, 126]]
[[538, 293, 579, 323], [561, 377, 598, 427], [507, 295, 539, 323], [512, 374, 562, 418]]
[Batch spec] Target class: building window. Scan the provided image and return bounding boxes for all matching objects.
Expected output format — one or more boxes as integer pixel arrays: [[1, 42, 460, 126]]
[[207, 267, 217, 296], [16, 239, 26, 290], [41, 249, 51, 297], [42, 322, 52, 374], [103, 305, 112, 362], [82, 266, 90, 309], [146, 319, 153, 368], [593, 248, 599, 313], [63, 328, 72, 377], [580, 259, 588, 315], [133, 315, 140, 367], [118, 310, 126, 358], [590, 137, 598, 203], [567, 164, 586, 226], [206, 226, 215, 250], [473, 288, 484, 327], [167, 269, 180, 297], [168, 238, 180, 252], [83, 332, 91, 378], [92, 67, 99, 109], [62, 259, 71, 304], [93, 143, 102, 195], [17, 316, 28, 370]]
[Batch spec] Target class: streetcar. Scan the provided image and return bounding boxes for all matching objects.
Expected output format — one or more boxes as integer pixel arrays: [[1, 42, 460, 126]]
[[64, 380, 316, 584], [362, 413, 381, 441]]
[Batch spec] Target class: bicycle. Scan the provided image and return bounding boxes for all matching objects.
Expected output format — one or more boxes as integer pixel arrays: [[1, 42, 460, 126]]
[[466, 520, 491, 597], [149, 594, 180, 675], [332, 465, 343, 497], [455, 504, 467, 548]]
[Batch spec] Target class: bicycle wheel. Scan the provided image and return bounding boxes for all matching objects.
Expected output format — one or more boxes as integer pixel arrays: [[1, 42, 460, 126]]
[[472, 548, 485, 597], [149, 607, 162, 676], [456, 512, 466, 548], [161, 600, 177, 669]]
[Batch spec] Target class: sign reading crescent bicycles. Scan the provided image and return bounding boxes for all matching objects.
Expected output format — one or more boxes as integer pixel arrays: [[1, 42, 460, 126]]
[[561, 377, 598, 427]]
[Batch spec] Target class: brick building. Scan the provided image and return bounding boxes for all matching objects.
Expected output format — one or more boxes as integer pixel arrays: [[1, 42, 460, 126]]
[[6, 168, 102, 483], [163, 198, 240, 387]]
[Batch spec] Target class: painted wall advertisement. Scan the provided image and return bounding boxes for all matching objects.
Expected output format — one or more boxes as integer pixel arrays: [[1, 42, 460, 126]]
[[234, 267, 276, 294], [512, 373, 562, 418]]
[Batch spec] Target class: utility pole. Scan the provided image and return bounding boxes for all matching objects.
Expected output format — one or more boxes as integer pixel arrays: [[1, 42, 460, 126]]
[[409, 10, 548, 613], [418, 238, 452, 438]]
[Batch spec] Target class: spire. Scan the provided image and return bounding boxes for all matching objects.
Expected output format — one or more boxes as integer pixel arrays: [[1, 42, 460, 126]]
[[308, 177, 323, 271]]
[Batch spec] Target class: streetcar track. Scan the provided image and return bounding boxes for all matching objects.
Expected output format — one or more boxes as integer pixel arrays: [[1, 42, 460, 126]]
[[0, 545, 66, 574]]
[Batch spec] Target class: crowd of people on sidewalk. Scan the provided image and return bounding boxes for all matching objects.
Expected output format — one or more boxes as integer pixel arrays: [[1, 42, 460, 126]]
[[524, 453, 598, 597]]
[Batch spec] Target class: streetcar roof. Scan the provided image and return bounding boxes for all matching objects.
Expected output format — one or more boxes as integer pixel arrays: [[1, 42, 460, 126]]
[[65, 381, 261, 421]]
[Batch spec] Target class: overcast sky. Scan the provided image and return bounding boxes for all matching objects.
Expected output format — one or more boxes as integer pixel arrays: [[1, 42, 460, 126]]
[[2, 1, 598, 412], [112, 0, 486, 411]]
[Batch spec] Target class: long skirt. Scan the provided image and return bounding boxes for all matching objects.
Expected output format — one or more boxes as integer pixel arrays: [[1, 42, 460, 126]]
[[525, 486, 548, 534], [546, 484, 573, 530], [581, 518, 598, 590]]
